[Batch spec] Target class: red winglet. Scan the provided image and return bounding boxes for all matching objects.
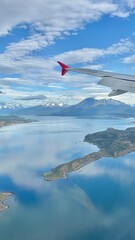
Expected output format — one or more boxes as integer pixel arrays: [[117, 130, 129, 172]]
[[57, 61, 70, 75]]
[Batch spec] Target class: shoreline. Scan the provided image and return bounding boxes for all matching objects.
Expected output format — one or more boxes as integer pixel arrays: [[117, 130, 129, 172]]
[[43, 127, 135, 181], [0, 116, 37, 129], [0, 193, 13, 212], [42, 151, 106, 181]]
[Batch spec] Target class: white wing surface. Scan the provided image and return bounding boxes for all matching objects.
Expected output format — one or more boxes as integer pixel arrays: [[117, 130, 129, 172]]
[[57, 61, 135, 96]]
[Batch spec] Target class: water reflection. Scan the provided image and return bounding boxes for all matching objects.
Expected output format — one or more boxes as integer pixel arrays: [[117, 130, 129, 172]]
[[0, 117, 134, 240]]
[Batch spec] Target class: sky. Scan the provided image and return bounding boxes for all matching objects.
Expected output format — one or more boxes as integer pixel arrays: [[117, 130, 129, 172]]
[[1, 0, 135, 106]]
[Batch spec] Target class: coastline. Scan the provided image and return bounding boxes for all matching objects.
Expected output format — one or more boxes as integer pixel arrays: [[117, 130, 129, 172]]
[[0, 193, 12, 212], [42, 151, 106, 181], [0, 116, 37, 129], [43, 127, 135, 181]]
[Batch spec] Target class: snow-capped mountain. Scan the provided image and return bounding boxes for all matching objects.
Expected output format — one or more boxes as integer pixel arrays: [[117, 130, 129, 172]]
[[14, 98, 135, 118], [55, 97, 135, 118], [0, 103, 23, 115], [2, 98, 135, 118], [41, 102, 66, 107], [15, 102, 68, 116]]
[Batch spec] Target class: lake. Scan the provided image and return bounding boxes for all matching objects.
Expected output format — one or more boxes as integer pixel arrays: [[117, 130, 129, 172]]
[[0, 116, 135, 240]]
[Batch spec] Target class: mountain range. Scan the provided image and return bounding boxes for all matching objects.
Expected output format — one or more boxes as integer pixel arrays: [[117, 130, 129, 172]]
[[54, 98, 135, 118], [15, 102, 68, 116], [15, 98, 135, 118], [1, 98, 135, 118]]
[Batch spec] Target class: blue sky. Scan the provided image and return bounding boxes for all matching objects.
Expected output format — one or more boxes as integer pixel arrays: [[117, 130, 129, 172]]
[[1, 0, 135, 105]]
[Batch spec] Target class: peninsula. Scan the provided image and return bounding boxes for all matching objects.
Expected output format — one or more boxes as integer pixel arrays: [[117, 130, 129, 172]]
[[0, 193, 12, 211], [0, 115, 35, 128], [43, 127, 135, 181]]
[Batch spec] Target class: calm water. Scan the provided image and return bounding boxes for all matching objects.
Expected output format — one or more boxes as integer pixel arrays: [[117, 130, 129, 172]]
[[0, 116, 135, 240]]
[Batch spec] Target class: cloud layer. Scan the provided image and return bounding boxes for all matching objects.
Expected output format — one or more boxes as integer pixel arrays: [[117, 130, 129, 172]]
[[0, 1, 135, 104], [0, 0, 135, 37], [16, 94, 48, 101]]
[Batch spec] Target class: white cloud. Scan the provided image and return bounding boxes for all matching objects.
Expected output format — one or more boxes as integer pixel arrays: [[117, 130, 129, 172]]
[[0, 38, 134, 105], [0, 38, 132, 78], [122, 0, 135, 8], [111, 0, 135, 17], [0, 0, 133, 83], [0, 1, 134, 104], [55, 39, 134, 64], [0, 1, 118, 38], [16, 94, 48, 101], [0, 0, 117, 58], [105, 39, 134, 55], [122, 54, 135, 63], [0, 0, 133, 53]]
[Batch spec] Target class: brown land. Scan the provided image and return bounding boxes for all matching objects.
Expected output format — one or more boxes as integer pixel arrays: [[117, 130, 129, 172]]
[[0, 115, 35, 128], [0, 193, 12, 211], [43, 127, 135, 181]]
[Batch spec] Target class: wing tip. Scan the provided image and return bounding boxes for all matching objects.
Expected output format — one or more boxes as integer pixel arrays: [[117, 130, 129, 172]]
[[57, 61, 70, 75]]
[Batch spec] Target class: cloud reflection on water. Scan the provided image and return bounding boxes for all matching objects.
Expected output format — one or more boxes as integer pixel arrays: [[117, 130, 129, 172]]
[[0, 118, 97, 190], [0, 117, 135, 240]]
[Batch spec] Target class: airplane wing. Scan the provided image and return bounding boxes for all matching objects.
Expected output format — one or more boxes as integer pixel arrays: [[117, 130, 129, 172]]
[[57, 61, 135, 96]]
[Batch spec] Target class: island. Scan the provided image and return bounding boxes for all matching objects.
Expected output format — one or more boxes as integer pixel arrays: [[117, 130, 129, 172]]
[[43, 127, 135, 181], [0, 193, 12, 211]]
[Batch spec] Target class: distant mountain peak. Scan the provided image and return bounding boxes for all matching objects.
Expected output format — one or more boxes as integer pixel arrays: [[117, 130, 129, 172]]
[[80, 97, 96, 103], [99, 98, 127, 106], [0, 103, 23, 110], [41, 102, 67, 107]]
